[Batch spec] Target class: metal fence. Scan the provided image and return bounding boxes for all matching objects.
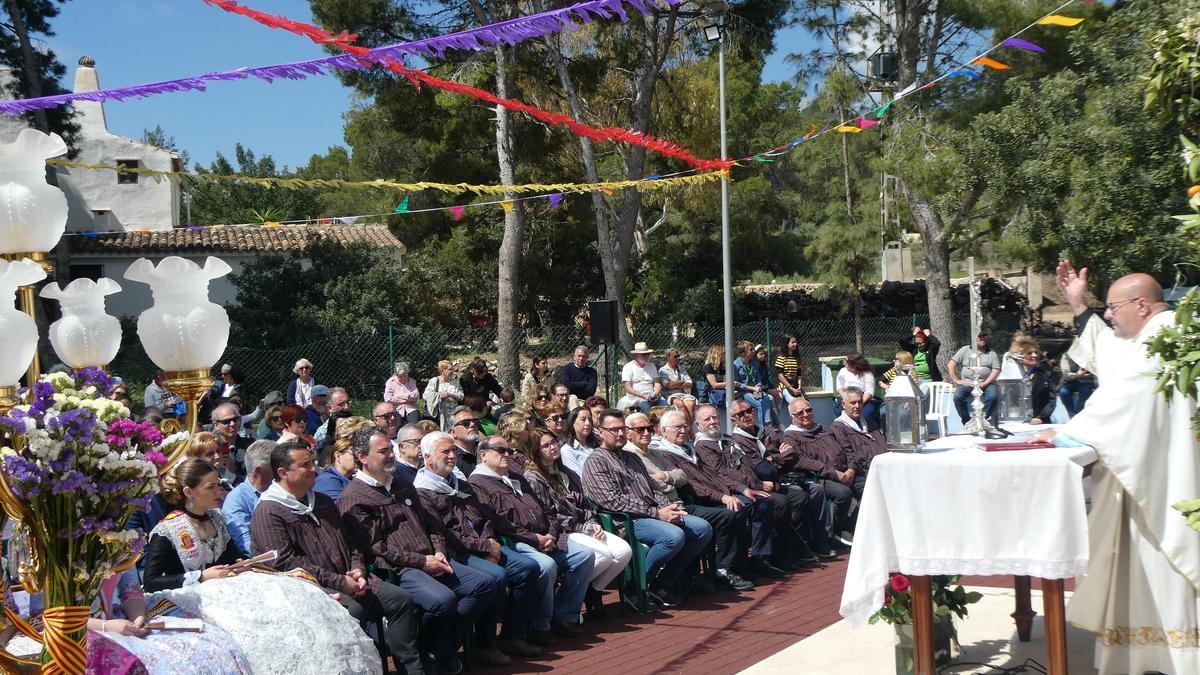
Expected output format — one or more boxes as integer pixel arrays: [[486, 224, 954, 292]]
[[213, 314, 975, 409]]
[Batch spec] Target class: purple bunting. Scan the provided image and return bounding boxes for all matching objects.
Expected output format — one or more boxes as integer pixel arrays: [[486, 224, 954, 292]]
[[1002, 37, 1045, 53], [548, 193, 563, 208], [0, 0, 685, 115]]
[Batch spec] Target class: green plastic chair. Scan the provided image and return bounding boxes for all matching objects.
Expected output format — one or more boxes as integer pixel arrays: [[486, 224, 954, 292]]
[[595, 508, 653, 613]]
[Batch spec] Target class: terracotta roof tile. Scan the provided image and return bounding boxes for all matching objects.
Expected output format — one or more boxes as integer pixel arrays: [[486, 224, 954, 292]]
[[69, 224, 406, 255]]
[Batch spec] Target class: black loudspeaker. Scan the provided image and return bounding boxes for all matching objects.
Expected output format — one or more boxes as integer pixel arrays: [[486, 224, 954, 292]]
[[589, 300, 618, 344]]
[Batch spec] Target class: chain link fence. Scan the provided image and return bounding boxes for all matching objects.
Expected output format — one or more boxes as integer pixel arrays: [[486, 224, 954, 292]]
[[214, 314, 976, 409]]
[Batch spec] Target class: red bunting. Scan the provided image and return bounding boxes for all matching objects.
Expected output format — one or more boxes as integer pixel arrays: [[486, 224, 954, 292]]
[[203, 0, 368, 54], [205, 0, 731, 172]]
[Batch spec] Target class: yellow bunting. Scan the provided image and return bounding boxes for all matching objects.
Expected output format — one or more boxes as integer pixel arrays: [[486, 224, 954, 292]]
[[500, 200, 514, 214], [1037, 15, 1084, 27], [262, 221, 282, 227], [971, 57, 1010, 70], [47, 159, 725, 197], [835, 125, 863, 134]]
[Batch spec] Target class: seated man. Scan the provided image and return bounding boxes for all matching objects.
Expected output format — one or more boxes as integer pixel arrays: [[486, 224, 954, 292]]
[[304, 385, 331, 436], [561, 345, 598, 404], [449, 406, 483, 476], [948, 333, 1001, 424], [582, 409, 713, 608], [692, 403, 795, 574], [728, 399, 836, 561], [616, 343, 664, 412], [392, 423, 426, 485], [658, 347, 698, 425], [468, 436, 594, 635], [780, 398, 858, 547], [828, 386, 888, 544], [640, 411, 758, 591], [210, 402, 252, 474], [338, 429, 506, 671], [415, 432, 550, 656], [250, 440, 422, 675], [221, 439, 274, 556]]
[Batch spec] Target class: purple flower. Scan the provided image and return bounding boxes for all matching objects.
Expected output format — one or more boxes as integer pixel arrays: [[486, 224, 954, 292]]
[[74, 367, 112, 396], [47, 407, 97, 444], [28, 380, 56, 417]]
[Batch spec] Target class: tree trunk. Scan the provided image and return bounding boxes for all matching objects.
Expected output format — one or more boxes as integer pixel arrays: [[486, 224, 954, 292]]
[[493, 42, 525, 388], [854, 289, 864, 353], [899, 181, 953, 363], [4, 0, 50, 133], [545, 8, 677, 350]]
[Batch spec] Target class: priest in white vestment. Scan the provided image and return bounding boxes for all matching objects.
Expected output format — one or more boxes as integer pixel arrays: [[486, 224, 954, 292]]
[[1032, 261, 1200, 675]]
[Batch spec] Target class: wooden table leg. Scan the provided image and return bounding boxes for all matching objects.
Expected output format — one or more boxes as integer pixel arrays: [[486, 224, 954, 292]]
[[1042, 578, 1069, 675], [1012, 575, 1035, 642], [910, 575, 936, 675]]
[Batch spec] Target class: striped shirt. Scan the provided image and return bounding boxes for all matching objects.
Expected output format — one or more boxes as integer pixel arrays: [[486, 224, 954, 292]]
[[774, 354, 801, 384], [581, 447, 670, 519]]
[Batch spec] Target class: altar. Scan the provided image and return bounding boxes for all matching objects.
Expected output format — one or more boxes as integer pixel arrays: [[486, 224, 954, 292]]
[[839, 428, 1095, 675]]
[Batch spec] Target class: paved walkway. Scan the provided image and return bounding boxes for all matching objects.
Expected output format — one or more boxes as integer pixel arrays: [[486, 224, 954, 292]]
[[475, 557, 852, 675]]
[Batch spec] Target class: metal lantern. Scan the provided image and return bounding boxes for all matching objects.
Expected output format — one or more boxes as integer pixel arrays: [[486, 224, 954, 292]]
[[995, 356, 1030, 423], [884, 365, 927, 451]]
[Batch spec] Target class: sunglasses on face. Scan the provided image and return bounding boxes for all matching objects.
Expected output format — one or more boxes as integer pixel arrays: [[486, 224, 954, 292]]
[[599, 426, 627, 435], [486, 447, 513, 455], [547, 414, 565, 422], [792, 409, 813, 417], [536, 395, 551, 401], [629, 425, 654, 433], [214, 417, 239, 426], [269, 416, 283, 422], [732, 409, 754, 418], [455, 419, 480, 428]]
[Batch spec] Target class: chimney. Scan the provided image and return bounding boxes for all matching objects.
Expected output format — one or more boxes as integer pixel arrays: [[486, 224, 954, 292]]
[[73, 56, 107, 134]]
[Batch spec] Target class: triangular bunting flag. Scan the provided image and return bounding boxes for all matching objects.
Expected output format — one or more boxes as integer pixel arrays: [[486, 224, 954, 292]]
[[548, 193, 563, 207], [835, 125, 863, 134], [1038, 15, 1084, 27], [857, 118, 879, 130], [896, 81, 919, 99], [753, 155, 776, 163], [874, 101, 893, 117], [1002, 38, 1045, 53], [338, 216, 359, 225], [263, 221, 282, 227], [83, 231, 98, 238], [448, 205, 465, 221], [501, 200, 514, 214], [394, 196, 410, 213], [802, 123, 819, 141], [947, 68, 981, 80], [602, 186, 615, 196], [971, 57, 1010, 70]]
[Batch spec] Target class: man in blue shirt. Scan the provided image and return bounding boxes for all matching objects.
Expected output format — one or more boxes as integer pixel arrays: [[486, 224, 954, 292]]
[[222, 439, 276, 554]]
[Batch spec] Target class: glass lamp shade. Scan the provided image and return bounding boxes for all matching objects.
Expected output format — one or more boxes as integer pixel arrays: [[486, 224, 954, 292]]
[[0, 258, 48, 386], [40, 277, 123, 369], [0, 129, 69, 255], [124, 256, 232, 372], [995, 357, 1030, 423], [883, 366, 926, 451]]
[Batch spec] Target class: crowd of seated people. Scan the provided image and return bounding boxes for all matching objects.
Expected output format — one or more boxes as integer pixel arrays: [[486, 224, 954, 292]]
[[24, 333, 1103, 674]]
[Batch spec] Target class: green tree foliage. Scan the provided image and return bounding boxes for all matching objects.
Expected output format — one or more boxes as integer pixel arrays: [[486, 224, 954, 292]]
[[187, 143, 324, 225], [0, 0, 78, 145]]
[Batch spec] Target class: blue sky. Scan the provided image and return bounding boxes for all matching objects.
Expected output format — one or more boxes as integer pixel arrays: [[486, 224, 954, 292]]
[[42, 1, 811, 171]]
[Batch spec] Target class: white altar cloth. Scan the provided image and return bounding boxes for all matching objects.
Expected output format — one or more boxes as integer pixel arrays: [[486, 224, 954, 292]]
[[839, 438, 1095, 625]]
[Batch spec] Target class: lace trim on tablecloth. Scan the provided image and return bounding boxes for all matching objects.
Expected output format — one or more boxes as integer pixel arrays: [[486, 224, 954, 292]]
[[889, 557, 1089, 579]]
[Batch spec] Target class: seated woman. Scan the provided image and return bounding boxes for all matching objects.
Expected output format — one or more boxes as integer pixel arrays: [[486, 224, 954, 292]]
[[143, 458, 245, 593], [185, 432, 239, 495], [523, 427, 632, 619], [258, 403, 286, 441], [561, 406, 600, 477]]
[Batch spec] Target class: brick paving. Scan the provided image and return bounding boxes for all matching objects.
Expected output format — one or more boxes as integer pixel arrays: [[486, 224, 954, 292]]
[[475, 557, 852, 675]]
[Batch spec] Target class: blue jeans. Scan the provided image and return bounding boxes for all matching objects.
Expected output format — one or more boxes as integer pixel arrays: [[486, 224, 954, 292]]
[[1059, 380, 1095, 417], [632, 514, 713, 589], [465, 545, 543, 639], [394, 560, 499, 657], [514, 541, 595, 627], [953, 383, 998, 424]]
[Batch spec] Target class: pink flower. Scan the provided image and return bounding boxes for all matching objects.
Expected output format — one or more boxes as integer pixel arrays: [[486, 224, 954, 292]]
[[143, 451, 168, 467], [891, 574, 910, 592]]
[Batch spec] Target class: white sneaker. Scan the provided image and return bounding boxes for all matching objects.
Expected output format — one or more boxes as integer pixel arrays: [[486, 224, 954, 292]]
[[835, 531, 854, 547]]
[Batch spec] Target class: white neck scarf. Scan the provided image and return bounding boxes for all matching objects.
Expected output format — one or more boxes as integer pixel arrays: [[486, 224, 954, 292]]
[[472, 463, 522, 496], [355, 470, 394, 492], [731, 426, 768, 458], [835, 412, 870, 436], [695, 430, 721, 443], [413, 469, 468, 498], [259, 481, 318, 523], [652, 437, 697, 465]]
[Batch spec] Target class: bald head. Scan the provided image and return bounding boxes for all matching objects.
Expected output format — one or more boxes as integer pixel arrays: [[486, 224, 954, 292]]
[[1104, 273, 1169, 339]]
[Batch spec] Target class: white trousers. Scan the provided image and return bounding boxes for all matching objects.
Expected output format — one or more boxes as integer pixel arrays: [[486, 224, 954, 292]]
[[567, 531, 633, 591]]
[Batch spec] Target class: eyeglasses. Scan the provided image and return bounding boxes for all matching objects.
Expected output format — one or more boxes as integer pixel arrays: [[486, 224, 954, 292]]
[[792, 409, 814, 416], [732, 409, 754, 418], [599, 426, 628, 435], [628, 425, 654, 434], [297, 366, 311, 371], [399, 438, 421, 446], [455, 418, 480, 428], [1104, 297, 1142, 311], [214, 417, 239, 426], [555, 392, 568, 399], [547, 414, 565, 422], [484, 446, 513, 455], [661, 423, 687, 430], [374, 411, 399, 420], [269, 416, 283, 422]]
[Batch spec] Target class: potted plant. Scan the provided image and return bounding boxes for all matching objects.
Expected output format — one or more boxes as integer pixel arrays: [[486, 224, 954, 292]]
[[869, 573, 982, 675]]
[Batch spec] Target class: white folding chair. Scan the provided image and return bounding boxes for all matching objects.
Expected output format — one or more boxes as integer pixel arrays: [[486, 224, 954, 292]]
[[924, 381, 955, 437]]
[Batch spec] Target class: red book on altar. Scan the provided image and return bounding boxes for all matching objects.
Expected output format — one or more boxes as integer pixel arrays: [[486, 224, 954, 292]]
[[982, 441, 1057, 452]]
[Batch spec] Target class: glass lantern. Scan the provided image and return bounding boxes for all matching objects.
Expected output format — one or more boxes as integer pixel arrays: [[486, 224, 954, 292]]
[[884, 365, 926, 452], [995, 357, 1030, 423]]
